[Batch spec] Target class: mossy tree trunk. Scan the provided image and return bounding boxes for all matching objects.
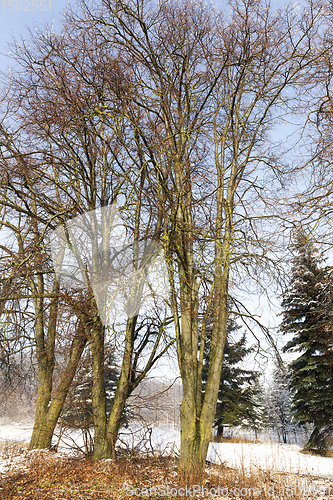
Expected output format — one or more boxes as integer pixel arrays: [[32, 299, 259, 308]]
[[29, 321, 87, 450], [104, 315, 137, 459], [88, 316, 109, 460], [29, 296, 87, 450]]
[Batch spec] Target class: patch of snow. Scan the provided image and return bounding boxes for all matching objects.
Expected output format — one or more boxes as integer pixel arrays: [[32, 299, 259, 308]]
[[0, 421, 33, 444], [118, 424, 181, 455], [207, 442, 333, 478], [0, 453, 29, 475]]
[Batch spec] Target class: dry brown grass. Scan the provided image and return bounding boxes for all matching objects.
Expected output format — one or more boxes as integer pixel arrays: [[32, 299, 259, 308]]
[[211, 434, 260, 444], [1, 448, 333, 499], [300, 448, 333, 458], [0, 441, 28, 460], [0, 452, 178, 499]]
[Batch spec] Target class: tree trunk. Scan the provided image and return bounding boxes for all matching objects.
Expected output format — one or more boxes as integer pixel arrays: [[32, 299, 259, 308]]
[[29, 321, 87, 450], [29, 361, 54, 450], [217, 423, 224, 440], [178, 380, 206, 479], [88, 319, 108, 460], [105, 316, 137, 458], [89, 313, 138, 460], [177, 217, 231, 479], [29, 277, 57, 450]]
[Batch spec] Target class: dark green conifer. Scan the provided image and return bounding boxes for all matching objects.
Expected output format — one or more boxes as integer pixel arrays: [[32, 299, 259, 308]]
[[281, 231, 333, 449], [202, 313, 260, 438]]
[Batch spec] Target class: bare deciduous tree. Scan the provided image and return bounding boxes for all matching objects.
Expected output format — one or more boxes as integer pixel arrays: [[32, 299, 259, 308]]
[[79, 0, 329, 476]]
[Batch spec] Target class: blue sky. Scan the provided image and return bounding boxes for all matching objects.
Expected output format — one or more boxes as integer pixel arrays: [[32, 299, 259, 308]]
[[0, 0, 69, 70], [0, 0, 302, 379], [0, 0, 293, 71]]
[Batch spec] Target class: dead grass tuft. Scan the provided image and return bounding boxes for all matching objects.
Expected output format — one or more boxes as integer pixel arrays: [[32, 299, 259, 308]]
[[300, 448, 333, 457], [0, 441, 28, 460], [211, 434, 260, 444]]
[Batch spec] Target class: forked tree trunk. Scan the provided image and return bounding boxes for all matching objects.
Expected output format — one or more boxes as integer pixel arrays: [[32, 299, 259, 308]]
[[105, 316, 137, 458], [177, 299, 229, 479], [29, 322, 87, 450], [90, 315, 137, 460], [29, 278, 58, 450], [176, 195, 232, 479]]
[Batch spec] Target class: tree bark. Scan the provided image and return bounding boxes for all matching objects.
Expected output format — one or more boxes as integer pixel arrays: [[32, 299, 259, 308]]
[[29, 318, 87, 450], [88, 317, 108, 460]]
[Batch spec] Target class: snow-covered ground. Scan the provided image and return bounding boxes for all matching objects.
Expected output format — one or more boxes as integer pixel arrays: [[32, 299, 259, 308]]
[[208, 442, 333, 479], [119, 425, 333, 479], [1, 421, 333, 479], [0, 420, 34, 444]]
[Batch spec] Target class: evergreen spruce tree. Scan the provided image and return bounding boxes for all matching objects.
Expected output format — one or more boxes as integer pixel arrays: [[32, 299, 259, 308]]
[[202, 313, 260, 438], [242, 378, 270, 439], [281, 231, 333, 450], [266, 363, 297, 444]]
